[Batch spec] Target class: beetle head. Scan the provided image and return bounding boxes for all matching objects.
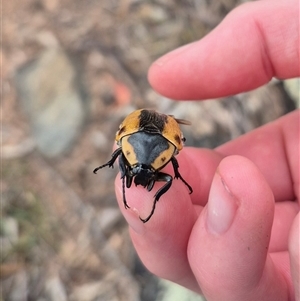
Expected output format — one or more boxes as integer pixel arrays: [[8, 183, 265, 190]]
[[131, 164, 154, 188]]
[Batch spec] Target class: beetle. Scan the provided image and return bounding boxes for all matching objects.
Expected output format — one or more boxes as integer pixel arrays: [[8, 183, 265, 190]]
[[93, 109, 193, 223]]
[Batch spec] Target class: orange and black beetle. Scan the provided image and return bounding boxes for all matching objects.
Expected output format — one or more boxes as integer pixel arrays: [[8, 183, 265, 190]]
[[93, 109, 193, 222]]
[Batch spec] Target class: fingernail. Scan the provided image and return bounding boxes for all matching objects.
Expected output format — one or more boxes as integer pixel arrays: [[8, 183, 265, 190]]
[[207, 172, 238, 235], [154, 43, 193, 66]]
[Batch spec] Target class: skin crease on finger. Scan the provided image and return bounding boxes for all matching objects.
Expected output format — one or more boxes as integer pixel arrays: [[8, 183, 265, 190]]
[[148, 0, 299, 100]]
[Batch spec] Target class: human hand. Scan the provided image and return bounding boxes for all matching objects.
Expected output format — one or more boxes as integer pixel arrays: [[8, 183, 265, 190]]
[[115, 0, 299, 300]]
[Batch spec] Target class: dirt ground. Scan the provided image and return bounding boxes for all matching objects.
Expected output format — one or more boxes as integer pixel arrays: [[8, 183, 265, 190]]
[[1, 1, 297, 301]]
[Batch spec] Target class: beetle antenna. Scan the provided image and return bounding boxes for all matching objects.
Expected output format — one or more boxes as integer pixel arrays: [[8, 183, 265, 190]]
[[173, 117, 192, 126]]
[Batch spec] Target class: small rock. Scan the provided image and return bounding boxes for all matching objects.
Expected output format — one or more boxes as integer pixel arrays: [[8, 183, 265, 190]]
[[284, 78, 299, 107], [97, 208, 121, 231], [2, 217, 19, 244], [9, 270, 28, 301], [35, 31, 60, 48], [90, 130, 109, 151], [70, 281, 107, 301], [138, 3, 169, 23], [45, 276, 67, 301], [1, 218, 19, 268], [15, 48, 88, 157]]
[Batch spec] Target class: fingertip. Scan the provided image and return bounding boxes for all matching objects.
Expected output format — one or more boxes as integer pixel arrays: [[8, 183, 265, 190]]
[[115, 170, 196, 232], [218, 155, 275, 208]]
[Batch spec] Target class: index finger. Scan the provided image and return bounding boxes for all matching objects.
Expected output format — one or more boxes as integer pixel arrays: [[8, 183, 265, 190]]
[[148, 0, 299, 100], [216, 110, 299, 202]]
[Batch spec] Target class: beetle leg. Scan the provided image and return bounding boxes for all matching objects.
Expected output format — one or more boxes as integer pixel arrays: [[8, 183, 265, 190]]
[[118, 154, 131, 209], [154, 172, 173, 201], [147, 179, 155, 192], [93, 147, 122, 174], [121, 176, 130, 209], [139, 172, 172, 223], [118, 153, 127, 178], [118, 153, 133, 189], [171, 157, 193, 194], [123, 173, 132, 209]]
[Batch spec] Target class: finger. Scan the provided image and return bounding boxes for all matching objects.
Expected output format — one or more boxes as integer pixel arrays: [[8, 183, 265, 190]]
[[289, 213, 300, 300], [148, 0, 299, 100], [114, 148, 221, 292], [188, 155, 291, 301], [270, 201, 299, 252], [176, 111, 298, 205], [217, 110, 299, 202]]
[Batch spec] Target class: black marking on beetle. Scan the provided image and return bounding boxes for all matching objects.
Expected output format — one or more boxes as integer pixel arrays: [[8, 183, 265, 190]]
[[125, 150, 131, 156], [161, 156, 166, 163], [174, 134, 181, 145]]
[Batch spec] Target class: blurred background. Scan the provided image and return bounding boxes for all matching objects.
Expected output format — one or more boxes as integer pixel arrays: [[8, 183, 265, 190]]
[[1, 0, 298, 300]]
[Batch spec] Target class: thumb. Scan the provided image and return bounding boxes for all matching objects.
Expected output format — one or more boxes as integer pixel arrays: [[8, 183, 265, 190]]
[[188, 156, 288, 301]]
